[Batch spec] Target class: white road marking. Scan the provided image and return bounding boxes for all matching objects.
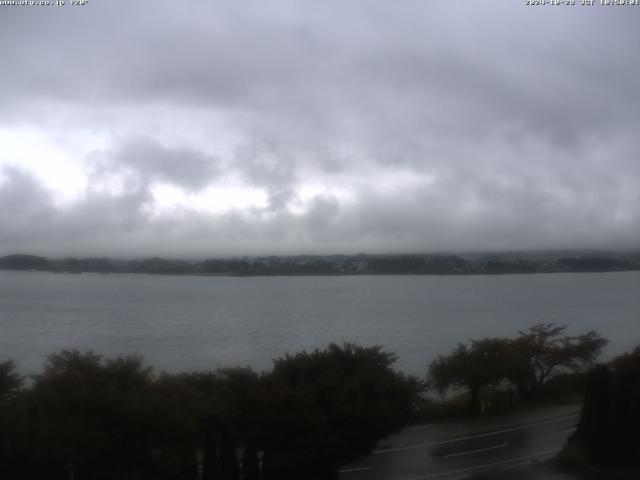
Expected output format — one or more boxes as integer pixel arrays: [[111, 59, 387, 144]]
[[442, 443, 509, 459], [374, 414, 578, 454], [339, 466, 372, 473], [403, 448, 561, 479], [562, 426, 577, 433]]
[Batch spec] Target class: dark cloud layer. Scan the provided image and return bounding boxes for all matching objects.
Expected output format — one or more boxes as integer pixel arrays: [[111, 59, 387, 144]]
[[0, 1, 639, 256]]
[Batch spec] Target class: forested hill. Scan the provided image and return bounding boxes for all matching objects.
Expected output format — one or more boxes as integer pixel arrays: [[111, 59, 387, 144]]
[[1, 251, 639, 276]]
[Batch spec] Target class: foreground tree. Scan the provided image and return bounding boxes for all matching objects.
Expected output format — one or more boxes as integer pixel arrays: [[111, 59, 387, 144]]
[[262, 343, 422, 478], [26, 351, 158, 479], [509, 323, 608, 398], [0, 344, 421, 480], [0, 359, 25, 477], [570, 346, 640, 468], [154, 367, 266, 480], [429, 338, 511, 413], [428, 324, 608, 411], [0, 360, 22, 403]]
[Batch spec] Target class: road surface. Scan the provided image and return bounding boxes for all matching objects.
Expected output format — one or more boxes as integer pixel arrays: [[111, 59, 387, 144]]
[[339, 408, 580, 480]]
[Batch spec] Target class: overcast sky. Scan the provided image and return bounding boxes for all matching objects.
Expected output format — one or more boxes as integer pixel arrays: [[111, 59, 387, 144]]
[[1, 1, 639, 257]]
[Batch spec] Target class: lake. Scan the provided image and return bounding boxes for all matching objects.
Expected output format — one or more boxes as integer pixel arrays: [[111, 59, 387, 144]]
[[1, 270, 639, 376]]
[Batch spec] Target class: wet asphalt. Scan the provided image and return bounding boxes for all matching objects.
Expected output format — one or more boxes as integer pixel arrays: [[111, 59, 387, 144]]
[[339, 413, 579, 480]]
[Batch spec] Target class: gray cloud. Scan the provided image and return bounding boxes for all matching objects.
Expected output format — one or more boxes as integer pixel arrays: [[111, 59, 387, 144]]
[[233, 140, 298, 209], [0, 1, 639, 256], [0, 167, 55, 246], [92, 138, 220, 191]]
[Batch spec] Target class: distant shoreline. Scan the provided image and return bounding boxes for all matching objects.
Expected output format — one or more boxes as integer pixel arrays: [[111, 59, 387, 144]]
[[5, 270, 639, 279], [2, 251, 639, 277]]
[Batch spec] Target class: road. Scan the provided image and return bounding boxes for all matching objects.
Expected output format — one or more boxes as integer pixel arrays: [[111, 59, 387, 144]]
[[339, 409, 580, 480]]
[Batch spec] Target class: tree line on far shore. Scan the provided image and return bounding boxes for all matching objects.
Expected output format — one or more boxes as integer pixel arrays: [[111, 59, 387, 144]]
[[2, 251, 639, 276], [1, 323, 636, 479]]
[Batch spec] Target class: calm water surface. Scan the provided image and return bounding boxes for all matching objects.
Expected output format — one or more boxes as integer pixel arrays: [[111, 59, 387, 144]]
[[1, 270, 639, 375]]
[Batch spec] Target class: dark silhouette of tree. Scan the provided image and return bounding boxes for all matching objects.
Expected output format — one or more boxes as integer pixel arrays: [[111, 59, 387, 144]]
[[428, 338, 511, 413], [27, 350, 158, 479], [508, 323, 608, 398], [428, 325, 608, 411], [0, 360, 22, 403], [149, 369, 258, 480], [0, 359, 26, 479], [0, 344, 421, 479], [261, 343, 421, 478], [572, 346, 640, 468], [242, 445, 260, 480]]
